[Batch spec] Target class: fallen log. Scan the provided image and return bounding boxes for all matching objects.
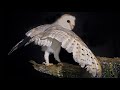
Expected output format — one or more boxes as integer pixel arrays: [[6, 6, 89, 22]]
[[29, 56, 120, 78]]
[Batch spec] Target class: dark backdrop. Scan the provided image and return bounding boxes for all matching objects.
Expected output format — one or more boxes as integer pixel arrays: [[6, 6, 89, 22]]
[[4, 8, 120, 79]]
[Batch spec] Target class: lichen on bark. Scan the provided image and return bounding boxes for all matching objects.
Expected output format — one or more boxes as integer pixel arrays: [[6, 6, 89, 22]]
[[29, 57, 120, 78]]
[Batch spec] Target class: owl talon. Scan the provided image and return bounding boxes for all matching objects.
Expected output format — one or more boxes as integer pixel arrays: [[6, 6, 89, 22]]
[[57, 62, 63, 66], [42, 62, 53, 66]]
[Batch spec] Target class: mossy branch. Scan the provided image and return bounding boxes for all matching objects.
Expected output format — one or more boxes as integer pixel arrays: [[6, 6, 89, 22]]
[[29, 57, 120, 78]]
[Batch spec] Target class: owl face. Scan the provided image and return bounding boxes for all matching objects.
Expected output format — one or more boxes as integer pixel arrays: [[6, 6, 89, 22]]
[[57, 14, 76, 30]]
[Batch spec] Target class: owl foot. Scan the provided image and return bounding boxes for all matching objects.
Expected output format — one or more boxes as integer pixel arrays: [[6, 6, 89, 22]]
[[42, 62, 53, 66], [57, 62, 63, 66]]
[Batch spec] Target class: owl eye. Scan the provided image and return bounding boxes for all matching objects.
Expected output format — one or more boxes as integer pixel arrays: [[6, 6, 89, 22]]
[[67, 20, 70, 23]]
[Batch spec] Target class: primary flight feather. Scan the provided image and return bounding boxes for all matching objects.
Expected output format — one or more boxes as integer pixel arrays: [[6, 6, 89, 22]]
[[8, 14, 102, 77]]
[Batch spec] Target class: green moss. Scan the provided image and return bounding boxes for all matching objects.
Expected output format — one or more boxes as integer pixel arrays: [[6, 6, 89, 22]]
[[101, 58, 120, 78], [30, 57, 120, 78]]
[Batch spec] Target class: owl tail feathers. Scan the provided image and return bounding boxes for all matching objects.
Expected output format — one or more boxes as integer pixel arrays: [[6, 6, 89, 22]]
[[8, 37, 31, 55]]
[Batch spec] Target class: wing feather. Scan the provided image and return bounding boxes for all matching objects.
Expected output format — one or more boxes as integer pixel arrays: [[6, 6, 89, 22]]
[[26, 24, 51, 37]]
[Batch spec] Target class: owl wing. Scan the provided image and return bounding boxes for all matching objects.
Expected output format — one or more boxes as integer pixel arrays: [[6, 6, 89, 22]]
[[39, 26, 102, 77], [25, 24, 54, 47], [26, 24, 51, 37], [8, 24, 51, 55]]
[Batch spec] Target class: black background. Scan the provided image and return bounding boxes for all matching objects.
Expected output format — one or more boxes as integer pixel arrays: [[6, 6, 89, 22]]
[[3, 1, 120, 80]]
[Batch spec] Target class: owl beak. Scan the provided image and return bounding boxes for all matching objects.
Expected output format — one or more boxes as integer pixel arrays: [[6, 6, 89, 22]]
[[69, 23, 75, 30], [72, 24, 75, 29]]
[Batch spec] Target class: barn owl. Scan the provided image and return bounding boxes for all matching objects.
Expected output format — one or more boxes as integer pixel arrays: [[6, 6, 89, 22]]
[[8, 14, 102, 77]]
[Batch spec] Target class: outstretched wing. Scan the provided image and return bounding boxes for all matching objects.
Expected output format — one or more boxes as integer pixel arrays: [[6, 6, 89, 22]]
[[26, 24, 51, 37], [8, 24, 51, 55], [40, 25, 102, 77]]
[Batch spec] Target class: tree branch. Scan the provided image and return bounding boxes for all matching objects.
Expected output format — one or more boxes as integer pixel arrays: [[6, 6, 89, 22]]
[[29, 57, 120, 78]]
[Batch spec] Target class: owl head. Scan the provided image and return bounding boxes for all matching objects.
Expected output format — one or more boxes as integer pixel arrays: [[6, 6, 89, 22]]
[[56, 14, 76, 30]]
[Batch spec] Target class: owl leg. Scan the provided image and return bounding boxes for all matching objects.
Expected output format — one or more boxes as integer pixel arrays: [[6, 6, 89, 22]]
[[54, 53, 61, 62], [43, 51, 53, 66], [54, 53, 63, 66], [54, 46, 61, 63], [54, 46, 63, 66]]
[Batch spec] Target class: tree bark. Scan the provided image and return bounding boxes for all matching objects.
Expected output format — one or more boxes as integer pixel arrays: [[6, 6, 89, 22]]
[[29, 56, 120, 78]]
